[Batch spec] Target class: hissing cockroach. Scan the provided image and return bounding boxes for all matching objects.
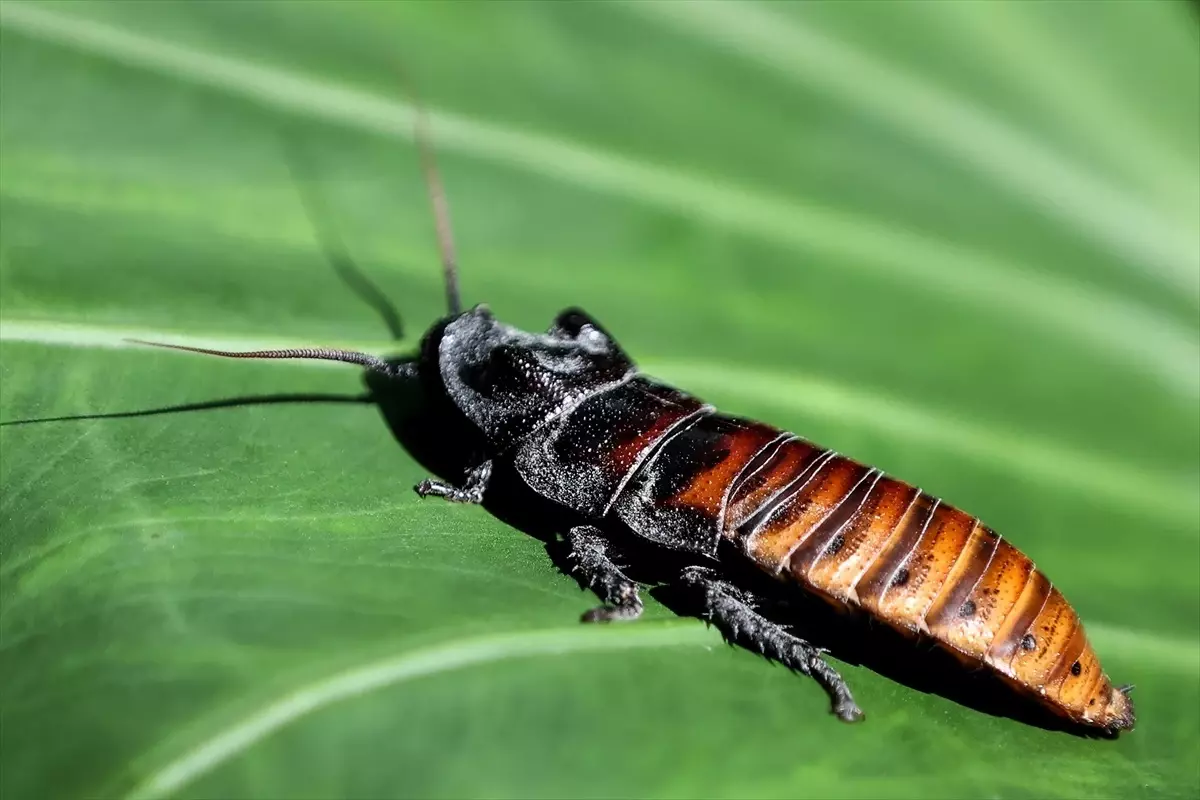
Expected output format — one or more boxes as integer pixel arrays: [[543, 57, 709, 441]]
[[135, 107, 1135, 734]]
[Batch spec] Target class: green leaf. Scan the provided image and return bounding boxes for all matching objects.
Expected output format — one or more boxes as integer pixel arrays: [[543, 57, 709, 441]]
[[1, 1, 1196, 798]]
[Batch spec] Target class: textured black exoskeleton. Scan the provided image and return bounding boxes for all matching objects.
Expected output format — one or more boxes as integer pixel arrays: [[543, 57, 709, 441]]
[[134, 107, 1134, 732]]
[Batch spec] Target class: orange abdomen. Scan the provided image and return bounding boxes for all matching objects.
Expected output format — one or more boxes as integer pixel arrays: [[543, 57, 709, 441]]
[[715, 435, 1132, 731]]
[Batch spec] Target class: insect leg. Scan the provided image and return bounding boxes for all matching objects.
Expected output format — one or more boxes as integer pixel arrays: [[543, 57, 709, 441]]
[[567, 525, 643, 623], [680, 566, 864, 722], [414, 460, 492, 504]]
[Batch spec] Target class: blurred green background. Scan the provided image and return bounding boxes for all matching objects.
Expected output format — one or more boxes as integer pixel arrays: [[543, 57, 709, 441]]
[[0, 1, 1197, 798]]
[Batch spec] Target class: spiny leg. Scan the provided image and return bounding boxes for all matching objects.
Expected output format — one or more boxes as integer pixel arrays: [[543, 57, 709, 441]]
[[680, 566, 863, 722], [414, 460, 492, 504], [567, 525, 643, 623]]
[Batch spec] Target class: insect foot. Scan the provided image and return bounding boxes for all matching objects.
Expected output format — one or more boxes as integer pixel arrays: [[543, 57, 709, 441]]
[[413, 460, 492, 504], [566, 526, 643, 623], [680, 567, 864, 723]]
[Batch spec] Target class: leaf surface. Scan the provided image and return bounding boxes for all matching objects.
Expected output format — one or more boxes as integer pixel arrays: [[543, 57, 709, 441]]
[[1, 2, 1197, 798]]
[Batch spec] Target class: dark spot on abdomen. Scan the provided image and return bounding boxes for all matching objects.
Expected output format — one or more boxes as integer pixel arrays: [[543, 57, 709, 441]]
[[1021, 633, 1037, 651], [890, 567, 910, 587], [958, 600, 976, 618], [1071, 660, 1082, 676]]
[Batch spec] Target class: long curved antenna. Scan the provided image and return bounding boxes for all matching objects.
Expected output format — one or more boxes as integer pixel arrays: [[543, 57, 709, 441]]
[[411, 91, 461, 316], [128, 339, 394, 374]]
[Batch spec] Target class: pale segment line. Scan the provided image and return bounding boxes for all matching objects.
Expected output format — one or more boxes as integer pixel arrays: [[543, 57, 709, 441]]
[[123, 624, 713, 800], [0, 2, 1196, 396], [3, 319, 1193, 527], [620, 0, 1200, 299]]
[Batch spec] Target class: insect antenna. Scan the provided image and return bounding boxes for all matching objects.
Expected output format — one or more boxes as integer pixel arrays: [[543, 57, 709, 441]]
[[127, 340, 397, 374], [409, 86, 462, 316]]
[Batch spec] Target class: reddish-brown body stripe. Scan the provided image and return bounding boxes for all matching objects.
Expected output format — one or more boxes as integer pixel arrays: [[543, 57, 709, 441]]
[[743, 456, 869, 572], [1064, 644, 1106, 714], [941, 535, 1032, 657], [809, 477, 920, 603], [1047, 620, 1088, 692], [876, 503, 976, 631], [989, 568, 1050, 665], [787, 468, 883, 579], [668, 420, 780, 519], [724, 438, 827, 533], [1009, 588, 1078, 687], [924, 523, 998, 636], [718, 432, 792, 533], [855, 493, 939, 613]]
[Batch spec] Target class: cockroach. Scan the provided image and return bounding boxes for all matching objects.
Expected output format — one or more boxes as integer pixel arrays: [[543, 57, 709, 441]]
[[134, 107, 1135, 734]]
